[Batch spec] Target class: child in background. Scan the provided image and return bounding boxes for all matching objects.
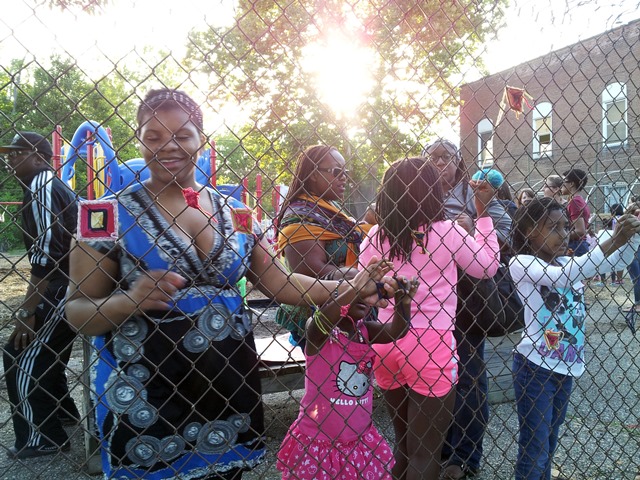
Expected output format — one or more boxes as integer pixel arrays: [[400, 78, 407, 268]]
[[509, 198, 640, 480], [594, 215, 625, 286], [517, 187, 536, 208], [609, 204, 626, 285], [359, 158, 500, 479], [562, 168, 591, 256], [277, 258, 417, 480], [586, 226, 603, 286]]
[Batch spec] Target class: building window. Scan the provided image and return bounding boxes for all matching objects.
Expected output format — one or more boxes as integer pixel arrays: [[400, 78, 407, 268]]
[[602, 82, 627, 147], [533, 102, 552, 158], [477, 118, 493, 166], [602, 183, 628, 212]]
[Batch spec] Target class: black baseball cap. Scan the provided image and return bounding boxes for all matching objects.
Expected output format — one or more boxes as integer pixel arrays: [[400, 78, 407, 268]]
[[0, 131, 53, 159]]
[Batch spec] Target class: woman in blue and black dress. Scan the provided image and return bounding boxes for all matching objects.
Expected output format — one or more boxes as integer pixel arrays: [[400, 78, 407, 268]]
[[64, 89, 391, 480]]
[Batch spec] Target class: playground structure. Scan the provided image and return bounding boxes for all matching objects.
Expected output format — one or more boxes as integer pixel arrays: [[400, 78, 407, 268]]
[[50, 121, 287, 223]]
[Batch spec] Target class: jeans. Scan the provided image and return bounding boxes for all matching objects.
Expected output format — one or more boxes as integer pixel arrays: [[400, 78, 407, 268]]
[[442, 332, 489, 472], [513, 353, 573, 480], [627, 246, 640, 304]]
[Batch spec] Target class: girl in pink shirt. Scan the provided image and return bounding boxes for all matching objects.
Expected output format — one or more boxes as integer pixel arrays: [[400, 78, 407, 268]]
[[359, 158, 500, 479], [277, 258, 418, 479]]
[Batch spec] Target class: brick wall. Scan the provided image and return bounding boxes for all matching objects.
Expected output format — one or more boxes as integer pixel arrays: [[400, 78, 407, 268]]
[[460, 20, 640, 214]]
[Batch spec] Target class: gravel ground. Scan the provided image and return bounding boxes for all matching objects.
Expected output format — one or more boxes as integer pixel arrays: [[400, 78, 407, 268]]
[[1, 255, 640, 479]]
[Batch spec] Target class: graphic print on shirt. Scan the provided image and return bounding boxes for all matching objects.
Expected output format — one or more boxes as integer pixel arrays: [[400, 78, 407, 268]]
[[336, 360, 372, 397], [538, 285, 585, 364]]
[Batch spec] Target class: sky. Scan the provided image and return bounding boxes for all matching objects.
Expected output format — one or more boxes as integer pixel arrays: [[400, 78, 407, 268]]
[[1, 0, 234, 72], [3, 0, 639, 73], [1, 0, 640, 135], [483, 0, 640, 74]]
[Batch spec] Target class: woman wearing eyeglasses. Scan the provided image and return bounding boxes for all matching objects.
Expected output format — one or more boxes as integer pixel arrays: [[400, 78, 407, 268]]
[[275, 145, 364, 348]]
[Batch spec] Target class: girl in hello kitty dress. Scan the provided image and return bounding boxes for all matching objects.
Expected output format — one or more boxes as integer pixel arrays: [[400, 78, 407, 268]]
[[277, 258, 418, 479]]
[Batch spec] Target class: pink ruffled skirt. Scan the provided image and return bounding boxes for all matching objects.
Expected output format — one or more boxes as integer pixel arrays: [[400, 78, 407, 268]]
[[276, 424, 394, 479]]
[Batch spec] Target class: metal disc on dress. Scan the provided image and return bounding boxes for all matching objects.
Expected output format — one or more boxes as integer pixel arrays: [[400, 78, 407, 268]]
[[241, 309, 253, 333], [112, 334, 143, 363], [159, 435, 185, 462], [227, 413, 251, 433], [126, 364, 150, 382], [196, 420, 238, 454], [197, 304, 233, 341], [125, 435, 161, 467], [128, 402, 159, 428], [119, 317, 148, 341], [229, 320, 247, 340], [183, 422, 202, 443], [105, 375, 146, 413], [183, 330, 209, 353]]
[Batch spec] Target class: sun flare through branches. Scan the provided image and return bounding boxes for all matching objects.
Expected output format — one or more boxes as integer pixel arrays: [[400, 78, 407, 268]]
[[301, 29, 377, 120]]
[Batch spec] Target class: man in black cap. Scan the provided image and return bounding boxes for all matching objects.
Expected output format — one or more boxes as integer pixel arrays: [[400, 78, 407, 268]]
[[1, 131, 80, 459]]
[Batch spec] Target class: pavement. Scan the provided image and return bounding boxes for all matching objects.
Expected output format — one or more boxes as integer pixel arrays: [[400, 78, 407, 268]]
[[0, 281, 639, 479]]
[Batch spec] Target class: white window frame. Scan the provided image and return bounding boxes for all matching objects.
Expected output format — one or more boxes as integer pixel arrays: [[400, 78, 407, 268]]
[[602, 82, 627, 148], [532, 102, 552, 158], [601, 183, 628, 212], [477, 118, 493, 167]]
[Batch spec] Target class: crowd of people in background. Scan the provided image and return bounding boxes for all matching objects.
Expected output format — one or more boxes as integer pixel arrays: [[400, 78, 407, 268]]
[[4, 88, 640, 480]]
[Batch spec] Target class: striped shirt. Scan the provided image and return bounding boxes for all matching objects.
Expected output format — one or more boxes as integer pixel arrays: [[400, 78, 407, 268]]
[[20, 170, 77, 281]]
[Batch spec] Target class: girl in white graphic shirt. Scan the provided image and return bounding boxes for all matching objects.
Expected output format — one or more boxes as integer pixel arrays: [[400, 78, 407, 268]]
[[509, 197, 640, 480]]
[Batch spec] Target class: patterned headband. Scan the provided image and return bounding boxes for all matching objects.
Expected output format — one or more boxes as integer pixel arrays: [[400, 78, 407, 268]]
[[142, 90, 204, 129]]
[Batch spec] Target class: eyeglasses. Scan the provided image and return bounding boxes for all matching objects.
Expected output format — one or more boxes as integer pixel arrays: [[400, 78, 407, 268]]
[[427, 153, 454, 162], [317, 167, 350, 177]]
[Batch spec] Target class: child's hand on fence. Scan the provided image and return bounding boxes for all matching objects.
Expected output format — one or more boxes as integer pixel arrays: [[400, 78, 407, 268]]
[[352, 256, 394, 305], [394, 275, 419, 306], [612, 214, 640, 245], [470, 178, 496, 218], [624, 202, 640, 218], [129, 270, 187, 313], [455, 213, 474, 233], [470, 178, 497, 200]]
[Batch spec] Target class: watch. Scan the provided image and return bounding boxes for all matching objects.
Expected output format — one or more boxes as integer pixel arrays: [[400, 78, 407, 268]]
[[15, 308, 35, 320]]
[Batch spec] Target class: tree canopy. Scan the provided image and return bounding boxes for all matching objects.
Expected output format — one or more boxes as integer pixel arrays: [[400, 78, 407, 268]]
[[0, 0, 507, 244], [185, 0, 506, 187]]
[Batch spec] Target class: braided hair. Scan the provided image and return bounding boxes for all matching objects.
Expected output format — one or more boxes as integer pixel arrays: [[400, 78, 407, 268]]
[[512, 197, 566, 255], [376, 157, 444, 262], [136, 88, 204, 132], [276, 145, 337, 226]]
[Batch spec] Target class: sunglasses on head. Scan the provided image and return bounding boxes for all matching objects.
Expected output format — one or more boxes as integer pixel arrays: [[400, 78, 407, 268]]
[[317, 166, 350, 177]]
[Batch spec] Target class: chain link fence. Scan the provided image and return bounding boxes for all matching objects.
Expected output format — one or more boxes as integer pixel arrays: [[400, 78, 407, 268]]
[[1, 0, 640, 479]]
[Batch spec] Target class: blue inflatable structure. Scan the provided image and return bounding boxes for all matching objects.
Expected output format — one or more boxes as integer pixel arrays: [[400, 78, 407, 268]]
[[61, 121, 120, 195]]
